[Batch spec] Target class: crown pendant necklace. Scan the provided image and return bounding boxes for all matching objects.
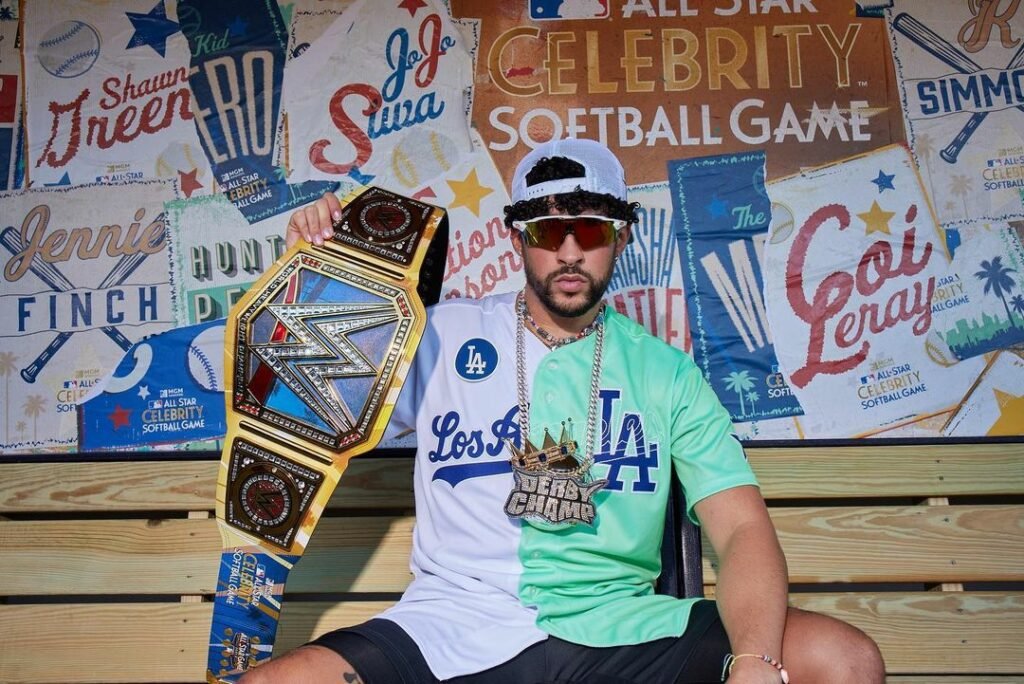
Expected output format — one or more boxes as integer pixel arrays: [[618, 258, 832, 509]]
[[503, 290, 608, 527]]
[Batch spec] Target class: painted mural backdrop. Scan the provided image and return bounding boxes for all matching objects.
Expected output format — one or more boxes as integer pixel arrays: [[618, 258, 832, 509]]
[[1, 181, 178, 450], [1, 0, 1021, 455]]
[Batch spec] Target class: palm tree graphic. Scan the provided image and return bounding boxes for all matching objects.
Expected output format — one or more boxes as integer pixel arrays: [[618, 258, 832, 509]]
[[724, 370, 756, 417], [1011, 294, 1024, 326], [914, 133, 938, 207], [0, 351, 15, 441], [974, 257, 1019, 329], [22, 394, 47, 441], [746, 390, 760, 415], [949, 174, 973, 219], [15, 420, 26, 440]]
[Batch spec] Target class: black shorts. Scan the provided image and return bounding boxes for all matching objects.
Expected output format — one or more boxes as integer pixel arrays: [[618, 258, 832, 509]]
[[309, 599, 731, 684]]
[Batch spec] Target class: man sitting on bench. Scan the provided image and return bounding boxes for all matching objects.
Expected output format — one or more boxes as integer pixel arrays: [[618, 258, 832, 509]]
[[243, 139, 886, 684]]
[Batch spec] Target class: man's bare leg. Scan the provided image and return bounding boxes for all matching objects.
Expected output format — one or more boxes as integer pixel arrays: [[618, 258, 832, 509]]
[[238, 645, 363, 684], [775, 607, 886, 683]]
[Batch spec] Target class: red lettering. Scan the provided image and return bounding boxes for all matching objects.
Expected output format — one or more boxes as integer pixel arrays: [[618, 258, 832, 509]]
[[452, 249, 522, 299], [310, 83, 381, 175], [665, 287, 684, 349], [786, 206, 936, 388], [786, 204, 861, 388], [35, 90, 90, 169], [85, 86, 193, 150], [100, 77, 122, 109], [415, 14, 444, 88], [443, 218, 510, 281], [609, 286, 688, 347]]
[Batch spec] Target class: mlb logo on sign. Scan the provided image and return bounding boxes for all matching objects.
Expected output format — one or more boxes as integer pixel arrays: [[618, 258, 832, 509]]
[[530, 0, 609, 20], [455, 338, 498, 381]]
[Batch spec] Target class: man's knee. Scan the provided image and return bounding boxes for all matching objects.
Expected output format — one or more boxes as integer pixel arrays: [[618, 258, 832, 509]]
[[236, 645, 352, 684], [845, 627, 886, 683], [784, 607, 886, 684]]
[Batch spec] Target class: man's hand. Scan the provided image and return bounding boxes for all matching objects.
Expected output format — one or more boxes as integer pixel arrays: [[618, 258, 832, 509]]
[[285, 191, 342, 248]]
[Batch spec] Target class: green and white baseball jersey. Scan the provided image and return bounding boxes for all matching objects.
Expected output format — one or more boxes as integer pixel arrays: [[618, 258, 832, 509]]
[[378, 291, 757, 679]]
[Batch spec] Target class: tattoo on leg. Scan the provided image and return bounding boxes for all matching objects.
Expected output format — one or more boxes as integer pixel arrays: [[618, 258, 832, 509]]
[[343, 670, 363, 684]]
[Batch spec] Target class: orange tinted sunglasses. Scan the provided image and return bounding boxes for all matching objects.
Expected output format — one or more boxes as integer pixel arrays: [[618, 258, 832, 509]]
[[512, 215, 626, 251]]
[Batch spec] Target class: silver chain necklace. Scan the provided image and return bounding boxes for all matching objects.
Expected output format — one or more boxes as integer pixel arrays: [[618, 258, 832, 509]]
[[515, 290, 605, 478]]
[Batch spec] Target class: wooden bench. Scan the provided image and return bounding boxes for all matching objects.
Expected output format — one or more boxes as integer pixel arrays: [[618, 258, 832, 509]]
[[1, 442, 1022, 683]]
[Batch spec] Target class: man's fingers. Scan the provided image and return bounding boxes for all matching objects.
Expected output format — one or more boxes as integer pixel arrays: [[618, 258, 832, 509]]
[[285, 211, 307, 248], [285, 193, 341, 248], [324, 192, 343, 223], [303, 204, 325, 245], [315, 199, 334, 243]]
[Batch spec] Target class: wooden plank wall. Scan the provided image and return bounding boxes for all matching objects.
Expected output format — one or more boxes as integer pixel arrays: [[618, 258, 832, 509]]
[[0, 443, 1022, 683]]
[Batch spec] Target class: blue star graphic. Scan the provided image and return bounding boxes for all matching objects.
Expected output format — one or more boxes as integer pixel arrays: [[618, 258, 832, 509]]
[[228, 16, 248, 38], [348, 167, 375, 186], [871, 169, 896, 193], [707, 195, 729, 219], [125, 1, 180, 58]]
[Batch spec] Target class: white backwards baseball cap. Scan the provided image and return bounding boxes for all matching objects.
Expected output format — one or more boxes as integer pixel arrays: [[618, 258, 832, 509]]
[[510, 138, 627, 204]]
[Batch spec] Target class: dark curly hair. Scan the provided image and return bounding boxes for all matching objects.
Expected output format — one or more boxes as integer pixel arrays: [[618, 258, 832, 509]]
[[503, 155, 640, 229]]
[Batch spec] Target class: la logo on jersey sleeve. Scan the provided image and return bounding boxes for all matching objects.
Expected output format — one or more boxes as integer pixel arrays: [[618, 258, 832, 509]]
[[455, 338, 499, 381]]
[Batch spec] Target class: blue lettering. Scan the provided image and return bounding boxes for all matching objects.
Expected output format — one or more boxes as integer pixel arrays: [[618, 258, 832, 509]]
[[917, 81, 938, 115], [428, 411, 459, 462], [107, 289, 125, 324], [139, 286, 158, 321], [70, 292, 92, 327], [382, 28, 411, 102], [367, 92, 445, 140], [428, 405, 519, 463], [981, 71, 1010, 107], [17, 297, 32, 332], [596, 389, 659, 493]]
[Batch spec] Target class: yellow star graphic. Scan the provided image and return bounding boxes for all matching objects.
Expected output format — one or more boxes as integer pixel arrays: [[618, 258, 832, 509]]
[[447, 168, 493, 217], [857, 200, 895, 235], [989, 388, 1024, 436]]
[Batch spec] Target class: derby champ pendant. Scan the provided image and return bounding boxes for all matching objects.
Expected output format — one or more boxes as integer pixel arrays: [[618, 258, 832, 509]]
[[206, 187, 447, 683], [504, 423, 607, 526]]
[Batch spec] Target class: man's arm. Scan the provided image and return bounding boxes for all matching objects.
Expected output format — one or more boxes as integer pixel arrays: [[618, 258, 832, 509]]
[[694, 484, 790, 683]]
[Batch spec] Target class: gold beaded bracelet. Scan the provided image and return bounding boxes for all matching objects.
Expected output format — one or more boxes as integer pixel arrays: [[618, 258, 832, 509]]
[[721, 652, 790, 683]]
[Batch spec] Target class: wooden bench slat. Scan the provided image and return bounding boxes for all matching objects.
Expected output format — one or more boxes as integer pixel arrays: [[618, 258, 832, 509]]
[[5, 503, 1020, 596], [0, 601, 391, 684], [2, 443, 1021, 514], [0, 517, 415, 595], [746, 443, 1024, 498], [2, 593, 1021, 682], [790, 592, 1024, 675], [0, 459, 414, 513], [703, 504, 1024, 583]]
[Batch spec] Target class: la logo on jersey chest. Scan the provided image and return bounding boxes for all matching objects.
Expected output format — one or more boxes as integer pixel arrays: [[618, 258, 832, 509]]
[[455, 338, 499, 381]]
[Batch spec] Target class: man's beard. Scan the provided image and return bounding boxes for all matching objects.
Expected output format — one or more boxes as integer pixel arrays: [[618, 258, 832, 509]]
[[524, 261, 613, 318]]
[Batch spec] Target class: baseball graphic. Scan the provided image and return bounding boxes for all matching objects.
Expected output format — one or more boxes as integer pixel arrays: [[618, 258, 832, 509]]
[[390, 131, 460, 189], [768, 202, 795, 245], [188, 323, 226, 392], [155, 141, 205, 179], [37, 20, 101, 78]]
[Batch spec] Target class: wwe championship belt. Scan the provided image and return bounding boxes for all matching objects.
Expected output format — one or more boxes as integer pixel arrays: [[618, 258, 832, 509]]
[[206, 186, 447, 682]]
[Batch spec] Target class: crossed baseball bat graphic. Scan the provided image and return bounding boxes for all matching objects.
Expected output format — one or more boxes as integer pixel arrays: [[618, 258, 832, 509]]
[[892, 12, 1024, 163], [0, 219, 166, 383]]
